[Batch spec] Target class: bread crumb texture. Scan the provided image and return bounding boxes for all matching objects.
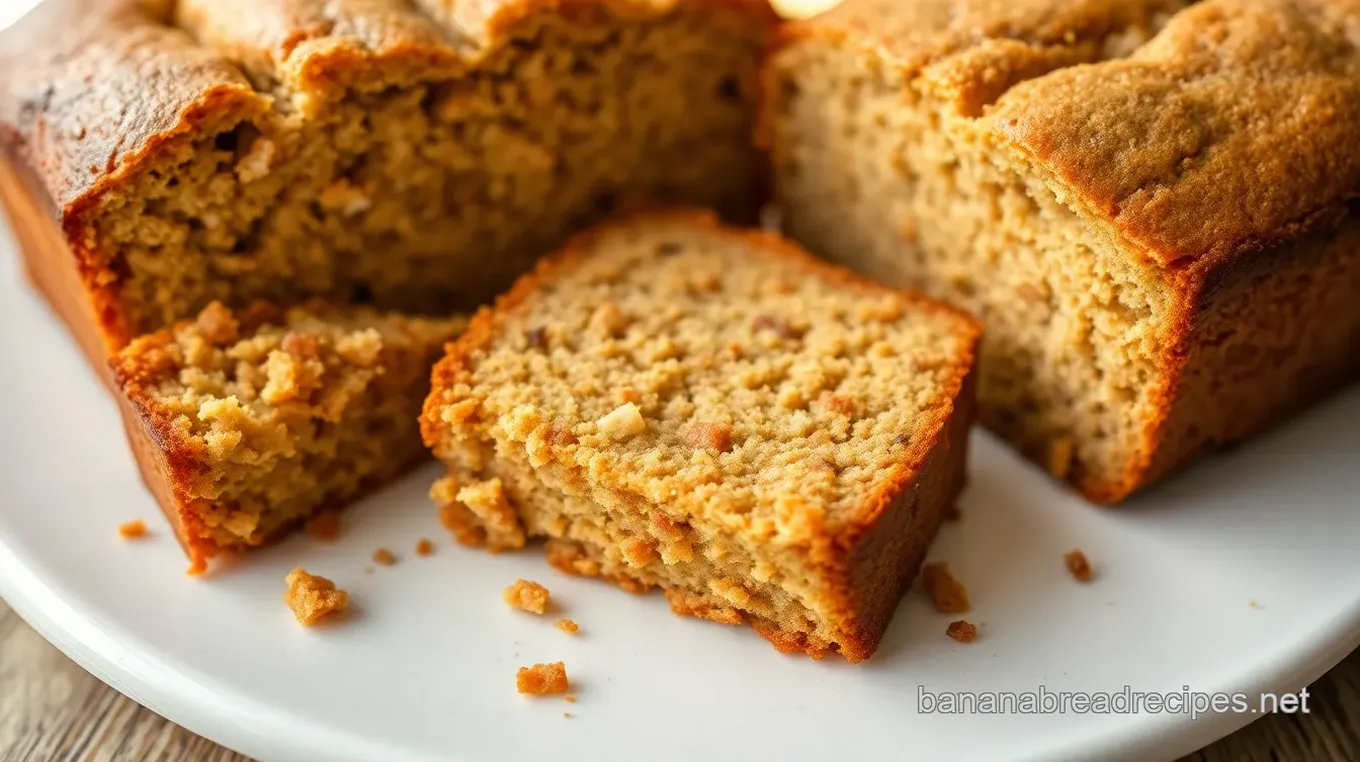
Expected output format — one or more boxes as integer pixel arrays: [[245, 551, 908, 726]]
[[517, 662, 569, 695], [17, 0, 776, 349], [415, 538, 435, 556], [556, 619, 580, 634], [946, 620, 978, 644], [113, 301, 465, 570], [284, 568, 349, 625], [423, 210, 979, 662], [118, 519, 148, 539], [503, 579, 551, 614], [1065, 550, 1094, 583], [373, 548, 397, 566], [922, 562, 971, 614]]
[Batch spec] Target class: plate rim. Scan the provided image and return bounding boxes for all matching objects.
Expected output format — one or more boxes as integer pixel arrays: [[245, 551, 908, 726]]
[[4, 517, 1359, 762]]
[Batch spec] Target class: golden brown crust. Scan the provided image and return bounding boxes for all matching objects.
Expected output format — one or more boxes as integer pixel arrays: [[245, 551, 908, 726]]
[[1, 1, 269, 350], [800, 0, 1186, 77], [991, 0, 1360, 270], [428, 0, 780, 50]]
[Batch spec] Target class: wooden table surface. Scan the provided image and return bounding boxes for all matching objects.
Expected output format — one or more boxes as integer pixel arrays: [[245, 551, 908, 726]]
[[2, 599, 1357, 761]]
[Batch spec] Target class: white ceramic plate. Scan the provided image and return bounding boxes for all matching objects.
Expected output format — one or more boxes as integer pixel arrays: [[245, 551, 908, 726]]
[[1, 222, 1359, 762]]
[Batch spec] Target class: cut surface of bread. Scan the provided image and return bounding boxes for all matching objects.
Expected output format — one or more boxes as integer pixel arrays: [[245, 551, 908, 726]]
[[762, 0, 1360, 502], [113, 301, 466, 571], [0, 0, 777, 351], [421, 209, 979, 661]]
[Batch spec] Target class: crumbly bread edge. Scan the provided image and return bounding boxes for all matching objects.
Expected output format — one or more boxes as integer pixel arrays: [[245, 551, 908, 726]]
[[422, 206, 981, 660]]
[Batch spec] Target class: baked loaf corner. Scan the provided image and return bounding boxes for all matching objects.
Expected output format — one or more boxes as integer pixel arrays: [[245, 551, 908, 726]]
[[1, 0, 778, 351], [113, 301, 465, 572], [763, 0, 1360, 501], [421, 208, 980, 661]]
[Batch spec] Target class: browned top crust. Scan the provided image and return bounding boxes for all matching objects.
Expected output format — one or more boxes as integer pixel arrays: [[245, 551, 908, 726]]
[[807, 0, 1187, 76], [992, 0, 1360, 269], [788, 0, 1360, 270], [0, 0, 777, 224], [0, 0, 266, 218]]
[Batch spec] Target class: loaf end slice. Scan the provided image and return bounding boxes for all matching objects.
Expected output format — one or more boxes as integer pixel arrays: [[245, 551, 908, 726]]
[[113, 301, 466, 572], [763, 0, 1360, 502], [421, 209, 979, 662]]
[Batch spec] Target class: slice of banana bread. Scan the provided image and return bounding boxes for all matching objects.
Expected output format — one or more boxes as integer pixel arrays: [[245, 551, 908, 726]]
[[0, 0, 777, 353], [421, 210, 979, 662], [113, 301, 466, 572], [762, 0, 1360, 502]]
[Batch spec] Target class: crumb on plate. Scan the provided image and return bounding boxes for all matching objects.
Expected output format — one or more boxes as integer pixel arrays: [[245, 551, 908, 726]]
[[922, 562, 970, 614], [946, 620, 978, 643], [284, 568, 349, 625], [556, 618, 579, 634], [415, 538, 435, 556], [118, 519, 148, 539], [373, 548, 397, 566], [503, 579, 550, 614], [304, 510, 341, 542], [1064, 550, 1093, 583], [517, 662, 569, 695]]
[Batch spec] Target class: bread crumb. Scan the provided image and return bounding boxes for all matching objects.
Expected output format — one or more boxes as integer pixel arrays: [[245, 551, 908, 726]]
[[1064, 550, 1093, 583], [922, 562, 970, 613], [946, 620, 978, 643], [235, 136, 276, 182], [1047, 437, 1074, 479], [1249, 599, 1263, 609], [503, 579, 550, 614], [598, 402, 646, 439], [373, 548, 397, 566], [556, 619, 580, 634], [283, 568, 349, 625], [305, 511, 340, 542], [415, 538, 435, 556], [118, 519, 148, 539], [517, 662, 569, 695], [563, 712, 573, 718], [564, 695, 577, 703]]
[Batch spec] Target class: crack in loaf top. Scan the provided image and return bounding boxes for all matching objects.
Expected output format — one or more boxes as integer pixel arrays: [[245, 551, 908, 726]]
[[0, 0, 778, 223], [794, 0, 1360, 270]]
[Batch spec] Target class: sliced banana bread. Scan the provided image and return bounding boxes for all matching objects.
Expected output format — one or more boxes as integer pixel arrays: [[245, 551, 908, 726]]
[[0, 0, 777, 352], [762, 0, 1360, 502], [421, 210, 980, 662], [113, 301, 466, 572]]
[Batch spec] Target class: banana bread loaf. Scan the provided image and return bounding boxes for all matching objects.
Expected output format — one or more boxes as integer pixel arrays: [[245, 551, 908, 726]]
[[113, 301, 465, 572], [0, 0, 777, 353], [762, 0, 1360, 502], [421, 209, 979, 661]]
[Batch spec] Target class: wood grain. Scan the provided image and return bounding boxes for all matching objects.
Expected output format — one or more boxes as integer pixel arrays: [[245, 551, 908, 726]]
[[1, 598, 1357, 761]]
